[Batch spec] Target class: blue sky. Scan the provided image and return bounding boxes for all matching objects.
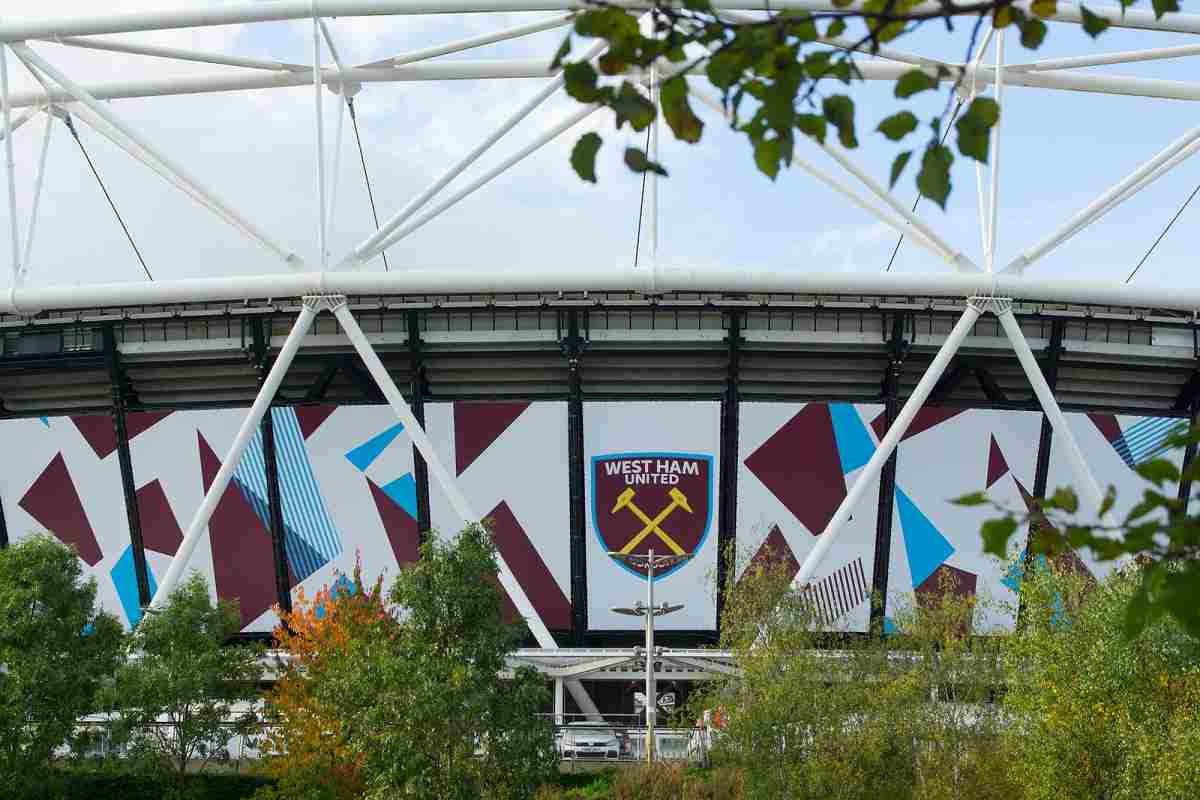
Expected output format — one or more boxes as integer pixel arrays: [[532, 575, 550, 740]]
[[0, 2, 1197, 291]]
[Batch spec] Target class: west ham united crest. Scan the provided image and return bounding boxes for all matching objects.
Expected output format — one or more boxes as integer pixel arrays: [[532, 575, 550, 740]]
[[592, 452, 714, 580]]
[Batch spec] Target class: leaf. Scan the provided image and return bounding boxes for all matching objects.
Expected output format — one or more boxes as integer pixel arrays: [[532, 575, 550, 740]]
[[894, 69, 938, 99], [659, 75, 704, 144], [1136, 458, 1181, 487], [1153, 0, 1181, 18], [624, 147, 668, 176], [877, 111, 919, 142], [993, 6, 1016, 28], [822, 94, 857, 149], [754, 137, 782, 180], [1099, 485, 1117, 517], [611, 82, 656, 131], [917, 142, 953, 208], [952, 491, 988, 507], [1031, 0, 1058, 16], [825, 18, 847, 38], [1080, 6, 1111, 37], [889, 151, 912, 188], [550, 35, 572, 70], [795, 113, 827, 144], [982, 517, 1019, 558], [1048, 487, 1079, 514], [563, 61, 601, 103], [570, 133, 602, 183], [706, 51, 743, 90], [1020, 18, 1048, 49], [954, 96, 999, 163]]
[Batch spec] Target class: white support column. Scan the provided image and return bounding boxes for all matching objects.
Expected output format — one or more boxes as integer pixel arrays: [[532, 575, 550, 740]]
[[986, 30, 1004, 273], [647, 62, 659, 268], [150, 299, 319, 608], [790, 304, 982, 588], [319, 19, 349, 247], [996, 304, 1107, 515], [19, 108, 53, 282], [1, 44, 20, 281], [330, 299, 603, 721], [313, 6, 328, 269], [360, 12, 576, 68], [10, 43, 303, 267], [554, 678, 565, 725]]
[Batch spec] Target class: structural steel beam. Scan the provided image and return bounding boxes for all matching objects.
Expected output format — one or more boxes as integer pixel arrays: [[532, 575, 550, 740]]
[[406, 309, 432, 539], [562, 309, 588, 644], [715, 311, 741, 629], [869, 312, 906, 633], [254, 318, 293, 616], [105, 325, 152, 609]]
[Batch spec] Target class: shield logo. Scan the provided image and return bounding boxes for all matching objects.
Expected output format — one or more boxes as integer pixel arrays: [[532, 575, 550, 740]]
[[591, 452, 714, 580]]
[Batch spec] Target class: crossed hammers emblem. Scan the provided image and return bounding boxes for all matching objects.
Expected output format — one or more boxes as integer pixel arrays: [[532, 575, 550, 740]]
[[610, 486, 693, 556]]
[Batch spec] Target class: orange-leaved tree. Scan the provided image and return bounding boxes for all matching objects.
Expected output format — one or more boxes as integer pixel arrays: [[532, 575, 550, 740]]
[[257, 558, 397, 800]]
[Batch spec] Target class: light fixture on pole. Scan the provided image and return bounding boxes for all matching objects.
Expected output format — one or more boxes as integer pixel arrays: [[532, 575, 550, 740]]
[[610, 548, 689, 763]]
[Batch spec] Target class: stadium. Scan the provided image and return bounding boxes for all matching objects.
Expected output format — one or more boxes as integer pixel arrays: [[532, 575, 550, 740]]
[[1, 1, 1198, 723]]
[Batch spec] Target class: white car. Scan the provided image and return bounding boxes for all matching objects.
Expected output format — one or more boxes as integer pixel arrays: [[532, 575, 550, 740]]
[[558, 722, 621, 760]]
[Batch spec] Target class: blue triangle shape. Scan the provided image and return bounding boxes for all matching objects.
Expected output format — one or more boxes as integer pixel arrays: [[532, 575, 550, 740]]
[[381, 473, 418, 520], [345, 423, 405, 473], [1001, 548, 1026, 593], [829, 403, 876, 475], [895, 487, 954, 589]]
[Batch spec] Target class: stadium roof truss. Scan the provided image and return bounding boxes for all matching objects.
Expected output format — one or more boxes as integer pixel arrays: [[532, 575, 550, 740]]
[[3, 1, 1200, 715]]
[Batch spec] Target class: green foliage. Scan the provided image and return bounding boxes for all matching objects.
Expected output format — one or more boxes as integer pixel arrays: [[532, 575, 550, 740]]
[[30, 767, 272, 800], [0, 535, 124, 798], [691, 549, 1013, 800], [306, 523, 556, 800], [106, 573, 263, 789], [1003, 563, 1200, 799], [968, 421, 1200, 639]]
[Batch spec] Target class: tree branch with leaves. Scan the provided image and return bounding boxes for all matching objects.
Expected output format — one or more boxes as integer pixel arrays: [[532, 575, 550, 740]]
[[557, 0, 1178, 206]]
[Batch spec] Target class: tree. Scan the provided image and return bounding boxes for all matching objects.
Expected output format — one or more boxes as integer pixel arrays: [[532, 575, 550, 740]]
[[258, 563, 391, 800], [960, 423, 1200, 639], [107, 573, 262, 789], [693, 548, 1013, 800], [556, 1, 1179, 204], [1001, 561, 1200, 799], [0, 535, 124, 798], [335, 524, 556, 800]]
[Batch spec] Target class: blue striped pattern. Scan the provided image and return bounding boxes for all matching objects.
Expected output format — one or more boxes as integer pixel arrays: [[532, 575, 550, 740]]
[[1116, 416, 1185, 467], [232, 424, 273, 529], [272, 408, 342, 582]]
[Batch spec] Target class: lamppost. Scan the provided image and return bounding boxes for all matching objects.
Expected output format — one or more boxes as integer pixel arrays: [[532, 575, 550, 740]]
[[610, 548, 689, 763]]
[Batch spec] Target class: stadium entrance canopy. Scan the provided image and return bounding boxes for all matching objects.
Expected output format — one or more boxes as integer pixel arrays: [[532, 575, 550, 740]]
[[3, 1, 1200, 717]]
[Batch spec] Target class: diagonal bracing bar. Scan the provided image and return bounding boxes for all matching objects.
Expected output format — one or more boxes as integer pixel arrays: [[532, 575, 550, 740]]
[[790, 304, 983, 590], [150, 298, 320, 609], [791, 296, 1114, 593], [10, 42, 304, 268]]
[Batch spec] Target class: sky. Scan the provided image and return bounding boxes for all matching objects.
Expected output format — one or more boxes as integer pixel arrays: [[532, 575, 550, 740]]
[[0, 1, 1197, 294]]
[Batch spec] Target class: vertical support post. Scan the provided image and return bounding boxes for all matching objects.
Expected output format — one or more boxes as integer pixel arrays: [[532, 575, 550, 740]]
[[554, 678, 565, 726], [150, 300, 318, 609], [1177, 399, 1199, 511], [715, 311, 741, 629], [255, 318, 292, 615], [312, 6, 327, 268], [986, 29, 1004, 273], [998, 307, 1106, 514], [407, 310, 432, 541], [791, 305, 983, 588], [0, 494, 8, 549], [0, 43, 20, 281], [870, 312, 907, 634], [105, 325, 151, 608], [1031, 319, 1064, 502], [645, 550, 656, 765], [564, 309, 589, 644]]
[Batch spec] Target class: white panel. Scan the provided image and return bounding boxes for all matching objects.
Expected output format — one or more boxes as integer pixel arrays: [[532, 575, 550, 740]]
[[737, 402, 882, 633], [0, 415, 132, 626], [282, 405, 416, 606], [891, 409, 1043, 632], [585, 401, 721, 631], [1046, 412, 1187, 579], [129, 408, 278, 633], [427, 401, 573, 631]]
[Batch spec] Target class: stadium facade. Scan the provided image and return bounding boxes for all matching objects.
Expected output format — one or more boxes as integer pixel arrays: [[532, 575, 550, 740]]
[[0, 291, 1192, 645]]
